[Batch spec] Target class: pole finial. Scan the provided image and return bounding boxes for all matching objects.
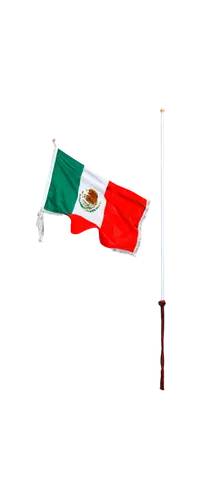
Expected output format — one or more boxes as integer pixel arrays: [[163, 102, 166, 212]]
[[159, 106, 168, 113], [50, 135, 59, 144]]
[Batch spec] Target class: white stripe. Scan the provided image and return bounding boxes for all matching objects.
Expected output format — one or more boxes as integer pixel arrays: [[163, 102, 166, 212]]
[[42, 146, 58, 208], [72, 167, 109, 228]]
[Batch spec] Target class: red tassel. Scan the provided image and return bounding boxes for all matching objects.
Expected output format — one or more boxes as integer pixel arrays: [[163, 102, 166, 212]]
[[158, 300, 166, 390]]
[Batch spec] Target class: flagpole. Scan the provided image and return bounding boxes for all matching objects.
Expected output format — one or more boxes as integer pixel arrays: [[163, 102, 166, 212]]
[[159, 106, 168, 300], [159, 106, 168, 393]]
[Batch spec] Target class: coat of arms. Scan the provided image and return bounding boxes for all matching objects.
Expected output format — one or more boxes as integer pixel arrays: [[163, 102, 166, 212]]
[[79, 188, 101, 212]]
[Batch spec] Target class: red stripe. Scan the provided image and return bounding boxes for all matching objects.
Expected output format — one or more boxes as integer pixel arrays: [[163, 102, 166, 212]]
[[67, 181, 148, 253], [99, 181, 147, 252], [67, 214, 98, 234]]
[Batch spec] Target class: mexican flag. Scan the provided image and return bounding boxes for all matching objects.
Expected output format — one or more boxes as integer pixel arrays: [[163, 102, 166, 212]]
[[37, 147, 150, 255]]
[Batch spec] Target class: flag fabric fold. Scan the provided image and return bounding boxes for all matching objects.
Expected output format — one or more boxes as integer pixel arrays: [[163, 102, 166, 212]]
[[37, 147, 150, 255]]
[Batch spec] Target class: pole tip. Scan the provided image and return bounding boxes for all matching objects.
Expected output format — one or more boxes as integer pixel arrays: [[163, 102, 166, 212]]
[[50, 135, 59, 144], [158, 106, 168, 113]]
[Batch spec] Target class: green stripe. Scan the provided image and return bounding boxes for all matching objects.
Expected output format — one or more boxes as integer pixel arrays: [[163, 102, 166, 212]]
[[44, 149, 84, 214]]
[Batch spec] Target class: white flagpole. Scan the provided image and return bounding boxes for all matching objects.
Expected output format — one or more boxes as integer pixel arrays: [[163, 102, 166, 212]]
[[159, 108, 166, 390], [159, 106, 168, 300]]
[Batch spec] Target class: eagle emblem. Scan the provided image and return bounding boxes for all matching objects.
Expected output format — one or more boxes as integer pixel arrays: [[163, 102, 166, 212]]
[[79, 188, 101, 212]]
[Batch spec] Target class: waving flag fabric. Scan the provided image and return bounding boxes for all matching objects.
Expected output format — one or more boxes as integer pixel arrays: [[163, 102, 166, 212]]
[[42, 145, 151, 253]]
